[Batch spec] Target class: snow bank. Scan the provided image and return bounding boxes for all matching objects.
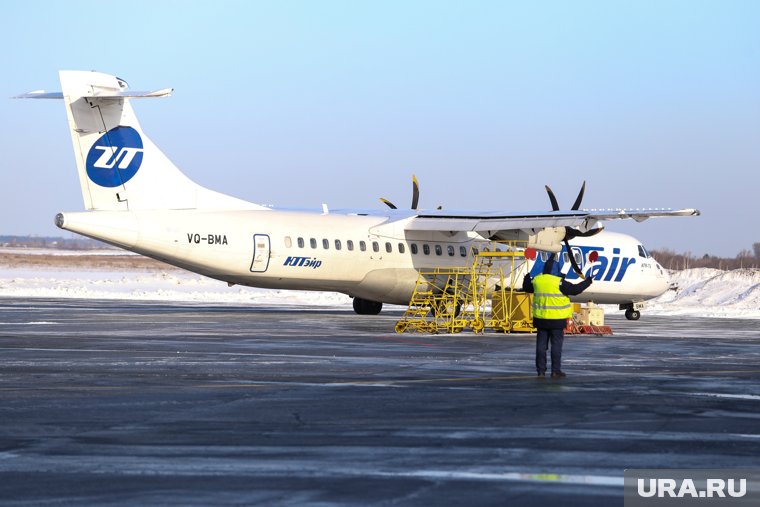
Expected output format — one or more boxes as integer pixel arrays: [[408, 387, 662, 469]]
[[646, 268, 760, 318], [0, 265, 351, 307], [0, 246, 130, 257]]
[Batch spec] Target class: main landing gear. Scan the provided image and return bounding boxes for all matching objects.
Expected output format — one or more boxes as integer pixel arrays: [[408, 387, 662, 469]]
[[353, 297, 383, 315]]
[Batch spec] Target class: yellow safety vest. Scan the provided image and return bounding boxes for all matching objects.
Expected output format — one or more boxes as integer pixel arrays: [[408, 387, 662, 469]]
[[532, 274, 572, 320]]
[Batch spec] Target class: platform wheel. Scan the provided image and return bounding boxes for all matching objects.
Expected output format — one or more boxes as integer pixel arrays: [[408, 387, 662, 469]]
[[471, 319, 485, 333], [395, 321, 408, 334]]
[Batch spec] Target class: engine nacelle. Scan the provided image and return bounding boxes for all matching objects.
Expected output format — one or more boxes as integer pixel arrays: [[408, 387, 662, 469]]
[[526, 227, 565, 253]]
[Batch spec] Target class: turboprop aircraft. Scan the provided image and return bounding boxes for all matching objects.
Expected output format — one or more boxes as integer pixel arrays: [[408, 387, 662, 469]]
[[16, 71, 699, 320]]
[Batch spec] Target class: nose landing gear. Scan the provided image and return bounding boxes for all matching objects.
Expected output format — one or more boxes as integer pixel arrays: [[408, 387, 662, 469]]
[[620, 302, 644, 321]]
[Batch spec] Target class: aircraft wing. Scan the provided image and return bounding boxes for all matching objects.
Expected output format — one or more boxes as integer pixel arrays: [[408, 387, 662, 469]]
[[404, 210, 589, 232], [584, 208, 700, 222], [404, 208, 699, 232]]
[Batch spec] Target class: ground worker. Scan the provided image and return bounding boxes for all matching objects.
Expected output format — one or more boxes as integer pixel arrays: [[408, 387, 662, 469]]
[[522, 253, 593, 378]]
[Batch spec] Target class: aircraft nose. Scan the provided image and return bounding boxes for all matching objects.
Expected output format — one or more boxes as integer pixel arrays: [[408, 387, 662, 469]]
[[656, 264, 673, 294]]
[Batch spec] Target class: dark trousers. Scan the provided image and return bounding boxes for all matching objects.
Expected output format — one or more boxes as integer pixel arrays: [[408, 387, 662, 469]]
[[536, 328, 564, 374]]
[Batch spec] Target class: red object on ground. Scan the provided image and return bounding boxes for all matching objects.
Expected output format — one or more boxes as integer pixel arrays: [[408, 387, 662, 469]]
[[565, 319, 613, 336]]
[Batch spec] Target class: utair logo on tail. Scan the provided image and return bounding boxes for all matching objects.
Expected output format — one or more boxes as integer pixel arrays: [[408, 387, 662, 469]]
[[85, 126, 144, 187]]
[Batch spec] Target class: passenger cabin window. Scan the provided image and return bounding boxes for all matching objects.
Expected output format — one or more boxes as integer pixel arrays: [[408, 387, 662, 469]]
[[411, 243, 418, 255], [297, 237, 305, 248], [423, 244, 430, 255], [562, 252, 569, 263], [540, 251, 548, 262], [398, 243, 406, 254], [360, 241, 367, 252], [284, 236, 292, 248], [322, 239, 329, 249], [460, 246, 467, 257], [335, 239, 342, 250], [574, 251, 582, 265], [347, 240, 354, 251], [447, 245, 455, 256], [472, 247, 479, 256], [372, 241, 380, 252], [310, 238, 317, 249], [385, 242, 392, 253], [435, 245, 442, 256]]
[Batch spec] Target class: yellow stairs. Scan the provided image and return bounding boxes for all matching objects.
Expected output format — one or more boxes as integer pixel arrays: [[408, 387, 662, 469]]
[[395, 241, 536, 334]]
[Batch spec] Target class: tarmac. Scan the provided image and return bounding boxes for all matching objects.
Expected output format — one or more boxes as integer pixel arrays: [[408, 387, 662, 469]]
[[0, 297, 759, 506]]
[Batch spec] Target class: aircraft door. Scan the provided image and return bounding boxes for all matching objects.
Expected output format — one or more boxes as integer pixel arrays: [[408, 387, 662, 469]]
[[250, 234, 271, 273]]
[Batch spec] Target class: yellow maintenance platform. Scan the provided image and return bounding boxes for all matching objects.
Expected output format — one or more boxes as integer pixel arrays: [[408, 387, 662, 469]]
[[395, 242, 535, 334]]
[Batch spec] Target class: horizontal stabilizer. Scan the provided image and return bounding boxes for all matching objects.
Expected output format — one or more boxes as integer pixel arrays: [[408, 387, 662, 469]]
[[13, 91, 63, 99], [14, 88, 173, 99]]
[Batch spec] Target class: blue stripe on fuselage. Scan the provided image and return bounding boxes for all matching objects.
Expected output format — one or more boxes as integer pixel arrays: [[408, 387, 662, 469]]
[[529, 245, 636, 282]]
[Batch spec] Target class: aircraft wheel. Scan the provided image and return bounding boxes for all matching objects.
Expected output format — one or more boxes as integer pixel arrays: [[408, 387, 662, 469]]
[[353, 297, 383, 315], [625, 309, 641, 321]]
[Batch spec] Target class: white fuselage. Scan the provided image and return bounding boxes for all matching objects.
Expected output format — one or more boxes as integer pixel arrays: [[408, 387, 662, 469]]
[[57, 208, 670, 307]]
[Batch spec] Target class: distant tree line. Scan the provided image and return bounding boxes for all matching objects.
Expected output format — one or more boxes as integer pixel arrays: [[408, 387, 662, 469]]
[[0, 235, 112, 250], [652, 242, 760, 270]]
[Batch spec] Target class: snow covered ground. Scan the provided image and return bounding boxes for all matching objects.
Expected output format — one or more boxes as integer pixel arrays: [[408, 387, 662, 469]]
[[1, 251, 759, 318], [0, 266, 353, 308]]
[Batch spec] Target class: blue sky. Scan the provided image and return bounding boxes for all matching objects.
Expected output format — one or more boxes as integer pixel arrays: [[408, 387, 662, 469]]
[[1, 1, 758, 257]]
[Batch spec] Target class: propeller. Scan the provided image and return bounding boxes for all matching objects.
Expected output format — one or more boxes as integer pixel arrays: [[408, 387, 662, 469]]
[[544, 181, 603, 279], [381, 175, 421, 210]]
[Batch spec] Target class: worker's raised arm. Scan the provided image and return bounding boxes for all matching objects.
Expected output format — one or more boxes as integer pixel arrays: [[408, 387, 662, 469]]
[[560, 276, 593, 296]]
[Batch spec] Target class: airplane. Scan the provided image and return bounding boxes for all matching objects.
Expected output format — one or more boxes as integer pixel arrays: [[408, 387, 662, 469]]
[[16, 71, 699, 321]]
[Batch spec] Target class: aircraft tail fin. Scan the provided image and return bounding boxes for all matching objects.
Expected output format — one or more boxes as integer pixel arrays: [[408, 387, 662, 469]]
[[18, 71, 264, 212]]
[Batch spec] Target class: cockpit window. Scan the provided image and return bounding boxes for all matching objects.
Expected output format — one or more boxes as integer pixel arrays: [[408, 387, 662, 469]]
[[638, 245, 650, 258]]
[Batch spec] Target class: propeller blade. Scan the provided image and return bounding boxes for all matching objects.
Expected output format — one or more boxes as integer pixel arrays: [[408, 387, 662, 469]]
[[380, 198, 397, 210], [574, 226, 604, 238], [571, 181, 586, 210], [411, 175, 420, 210], [564, 240, 585, 278], [564, 226, 604, 241], [545, 185, 560, 211], [564, 227, 579, 241]]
